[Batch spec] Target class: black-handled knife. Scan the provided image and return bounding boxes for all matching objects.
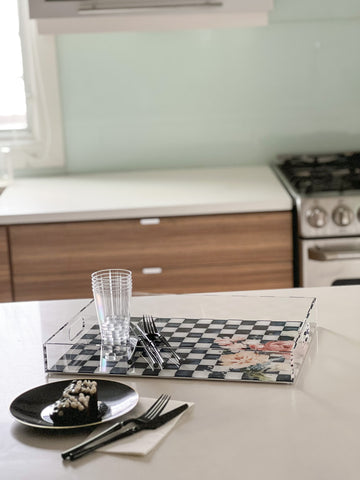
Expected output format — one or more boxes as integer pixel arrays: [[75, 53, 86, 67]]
[[62, 403, 188, 461]]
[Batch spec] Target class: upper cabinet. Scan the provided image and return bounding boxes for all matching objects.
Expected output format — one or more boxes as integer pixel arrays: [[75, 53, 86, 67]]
[[28, 0, 274, 33]]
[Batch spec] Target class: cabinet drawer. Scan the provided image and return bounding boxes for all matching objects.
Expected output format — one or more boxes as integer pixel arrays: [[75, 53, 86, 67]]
[[11, 261, 293, 301], [10, 212, 292, 272]]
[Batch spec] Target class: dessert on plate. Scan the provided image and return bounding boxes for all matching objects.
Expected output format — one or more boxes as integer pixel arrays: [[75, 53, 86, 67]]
[[50, 379, 99, 426]]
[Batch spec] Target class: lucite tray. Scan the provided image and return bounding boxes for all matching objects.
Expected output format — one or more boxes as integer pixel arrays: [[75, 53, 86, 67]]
[[43, 294, 317, 384]]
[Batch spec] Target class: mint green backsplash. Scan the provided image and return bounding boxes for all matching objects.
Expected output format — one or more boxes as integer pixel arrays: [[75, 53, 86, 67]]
[[56, 0, 360, 173]]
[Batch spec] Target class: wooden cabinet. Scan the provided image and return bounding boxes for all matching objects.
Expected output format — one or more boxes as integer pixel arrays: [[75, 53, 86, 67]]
[[0, 227, 12, 302], [9, 212, 293, 301]]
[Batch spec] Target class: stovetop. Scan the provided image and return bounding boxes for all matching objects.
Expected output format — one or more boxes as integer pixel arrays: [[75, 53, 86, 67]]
[[276, 151, 360, 195], [273, 151, 360, 239]]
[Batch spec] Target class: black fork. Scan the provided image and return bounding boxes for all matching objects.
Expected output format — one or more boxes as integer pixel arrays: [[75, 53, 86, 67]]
[[61, 393, 171, 460]]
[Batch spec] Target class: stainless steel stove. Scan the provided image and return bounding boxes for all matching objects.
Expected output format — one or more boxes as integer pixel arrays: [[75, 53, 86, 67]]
[[273, 152, 360, 287]]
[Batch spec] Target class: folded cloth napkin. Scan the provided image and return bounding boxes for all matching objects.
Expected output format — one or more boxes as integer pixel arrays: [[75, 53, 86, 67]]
[[87, 397, 193, 456]]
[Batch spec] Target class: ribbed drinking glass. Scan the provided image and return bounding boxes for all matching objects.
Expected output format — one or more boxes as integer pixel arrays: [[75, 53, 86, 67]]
[[91, 269, 132, 353]]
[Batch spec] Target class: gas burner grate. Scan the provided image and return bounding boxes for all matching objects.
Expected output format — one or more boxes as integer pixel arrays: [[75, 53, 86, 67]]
[[277, 151, 360, 194]]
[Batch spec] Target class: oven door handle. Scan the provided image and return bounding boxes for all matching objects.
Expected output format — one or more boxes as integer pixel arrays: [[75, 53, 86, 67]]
[[308, 245, 360, 261]]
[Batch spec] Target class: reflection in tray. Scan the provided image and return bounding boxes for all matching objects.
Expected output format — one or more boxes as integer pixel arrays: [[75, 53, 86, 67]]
[[43, 296, 316, 384]]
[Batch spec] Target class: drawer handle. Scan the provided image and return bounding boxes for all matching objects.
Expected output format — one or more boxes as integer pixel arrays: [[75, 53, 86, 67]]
[[140, 218, 160, 225], [308, 246, 360, 261], [142, 267, 163, 275]]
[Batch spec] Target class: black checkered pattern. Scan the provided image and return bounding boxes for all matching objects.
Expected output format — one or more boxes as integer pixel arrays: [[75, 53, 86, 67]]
[[47, 317, 309, 384]]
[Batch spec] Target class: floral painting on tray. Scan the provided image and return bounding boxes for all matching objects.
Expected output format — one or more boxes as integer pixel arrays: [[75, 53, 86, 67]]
[[214, 332, 307, 383]]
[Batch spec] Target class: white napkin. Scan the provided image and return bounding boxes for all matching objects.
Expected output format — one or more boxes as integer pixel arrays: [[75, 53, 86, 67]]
[[88, 397, 193, 456]]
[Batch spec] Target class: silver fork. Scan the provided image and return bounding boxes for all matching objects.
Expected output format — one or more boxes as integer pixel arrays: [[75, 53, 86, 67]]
[[131, 321, 164, 369], [143, 315, 182, 365], [61, 393, 170, 459]]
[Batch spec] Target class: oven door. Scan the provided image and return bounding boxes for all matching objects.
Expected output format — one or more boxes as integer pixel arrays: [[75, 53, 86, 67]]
[[300, 238, 360, 287]]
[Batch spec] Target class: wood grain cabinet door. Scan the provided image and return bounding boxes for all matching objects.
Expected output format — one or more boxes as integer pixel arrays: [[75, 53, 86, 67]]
[[9, 212, 293, 301], [0, 227, 12, 301]]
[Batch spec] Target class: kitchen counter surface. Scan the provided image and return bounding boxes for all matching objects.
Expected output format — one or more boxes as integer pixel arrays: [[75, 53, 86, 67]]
[[1, 286, 360, 480], [0, 165, 291, 224]]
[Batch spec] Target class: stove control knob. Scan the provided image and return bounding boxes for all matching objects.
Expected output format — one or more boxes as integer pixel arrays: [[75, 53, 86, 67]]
[[332, 205, 354, 226], [306, 207, 327, 228]]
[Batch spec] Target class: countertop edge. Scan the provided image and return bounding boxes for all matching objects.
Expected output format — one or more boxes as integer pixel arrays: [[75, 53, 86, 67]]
[[0, 203, 292, 225], [0, 166, 292, 224]]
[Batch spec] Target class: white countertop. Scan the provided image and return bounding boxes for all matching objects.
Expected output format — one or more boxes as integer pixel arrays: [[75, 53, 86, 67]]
[[0, 165, 291, 224], [1, 286, 360, 480]]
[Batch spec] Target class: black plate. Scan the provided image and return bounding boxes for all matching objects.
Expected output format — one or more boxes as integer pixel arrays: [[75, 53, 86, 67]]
[[9, 379, 139, 430]]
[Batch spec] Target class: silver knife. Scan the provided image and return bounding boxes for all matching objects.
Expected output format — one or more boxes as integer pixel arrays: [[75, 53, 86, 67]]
[[129, 324, 156, 369], [132, 322, 164, 367], [62, 403, 188, 461]]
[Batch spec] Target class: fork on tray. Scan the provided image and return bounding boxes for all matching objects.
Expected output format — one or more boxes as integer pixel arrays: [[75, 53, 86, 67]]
[[142, 314, 182, 366], [130, 322, 165, 370]]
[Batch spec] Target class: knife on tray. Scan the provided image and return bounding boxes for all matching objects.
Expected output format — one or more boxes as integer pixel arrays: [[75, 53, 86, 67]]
[[129, 322, 164, 369], [62, 403, 188, 461]]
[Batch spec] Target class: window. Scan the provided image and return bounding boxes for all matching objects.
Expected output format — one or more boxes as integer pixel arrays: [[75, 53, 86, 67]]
[[0, 1, 64, 173], [0, 1, 26, 132]]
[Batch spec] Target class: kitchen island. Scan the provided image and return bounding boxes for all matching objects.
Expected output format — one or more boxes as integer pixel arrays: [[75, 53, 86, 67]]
[[0, 166, 294, 301], [1, 285, 359, 480]]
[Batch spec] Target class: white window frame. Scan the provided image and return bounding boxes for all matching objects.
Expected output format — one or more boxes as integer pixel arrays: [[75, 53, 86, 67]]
[[0, 1, 65, 173]]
